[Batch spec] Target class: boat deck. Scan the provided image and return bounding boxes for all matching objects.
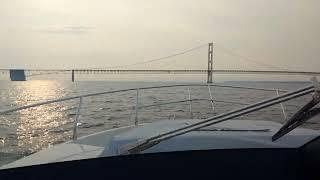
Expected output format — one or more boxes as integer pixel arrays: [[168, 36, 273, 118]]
[[2, 119, 319, 170]]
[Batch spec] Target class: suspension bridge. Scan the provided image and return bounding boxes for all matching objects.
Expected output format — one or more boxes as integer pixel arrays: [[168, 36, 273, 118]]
[[1, 43, 319, 82]]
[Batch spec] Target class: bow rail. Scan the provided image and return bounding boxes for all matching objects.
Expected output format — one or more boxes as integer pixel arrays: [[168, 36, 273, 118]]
[[0, 83, 291, 141]]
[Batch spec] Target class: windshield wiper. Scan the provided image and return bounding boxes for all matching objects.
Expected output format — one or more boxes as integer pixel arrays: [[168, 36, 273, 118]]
[[272, 106, 320, 141], [272, 78, 320, 141]]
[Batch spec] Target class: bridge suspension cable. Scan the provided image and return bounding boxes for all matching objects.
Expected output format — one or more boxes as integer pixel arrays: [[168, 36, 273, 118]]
[[93, 42, 290, 71], [90, 43, 208, 69], [214, 43, 289, 71]]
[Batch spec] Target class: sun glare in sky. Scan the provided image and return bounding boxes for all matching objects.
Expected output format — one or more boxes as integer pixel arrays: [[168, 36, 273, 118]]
[[0, 0, 319, 78]]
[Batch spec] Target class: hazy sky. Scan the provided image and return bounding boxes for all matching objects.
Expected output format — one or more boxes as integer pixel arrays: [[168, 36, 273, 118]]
[[1, 0, 320, 71]]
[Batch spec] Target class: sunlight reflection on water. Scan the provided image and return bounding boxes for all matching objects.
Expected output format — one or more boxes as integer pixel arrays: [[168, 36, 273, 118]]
[[10, 81, 72, 152]]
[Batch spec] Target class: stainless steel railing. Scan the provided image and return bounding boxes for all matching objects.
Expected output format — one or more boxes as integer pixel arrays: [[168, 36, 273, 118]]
[[0, 83, 291, 140]]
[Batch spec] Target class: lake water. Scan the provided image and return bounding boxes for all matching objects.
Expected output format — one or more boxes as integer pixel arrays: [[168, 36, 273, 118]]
[[0, 80, 318, 166]]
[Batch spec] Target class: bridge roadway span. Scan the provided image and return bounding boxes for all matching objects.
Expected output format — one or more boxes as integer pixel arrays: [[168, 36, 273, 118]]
[[1, 69, 320, 76], [27, 69, 320, 76]]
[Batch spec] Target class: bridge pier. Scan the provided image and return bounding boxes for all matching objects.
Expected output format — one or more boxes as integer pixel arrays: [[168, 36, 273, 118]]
[[207, 43, 213, 83], [72, 70, 75, 82]]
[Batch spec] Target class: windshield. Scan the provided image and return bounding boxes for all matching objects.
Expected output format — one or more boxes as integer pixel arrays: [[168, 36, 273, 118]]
[[0, 0, 320, 171]]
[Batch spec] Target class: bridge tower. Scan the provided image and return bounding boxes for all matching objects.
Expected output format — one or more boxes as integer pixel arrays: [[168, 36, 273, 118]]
[[207, 43, 213, 83]]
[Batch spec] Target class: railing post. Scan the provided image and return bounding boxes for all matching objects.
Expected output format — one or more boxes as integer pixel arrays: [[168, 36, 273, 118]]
[[187, 86, 193, 119], [168, 113, 176, 120], [275, 90, 287, 121], [134, 89, 139, 125], [207, 84, 215, 112], [73, 96, 83, 140]]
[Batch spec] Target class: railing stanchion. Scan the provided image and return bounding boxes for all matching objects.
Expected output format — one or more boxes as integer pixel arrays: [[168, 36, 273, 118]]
[[276, 89, 287, 121], [207, 84, 215, 112], [187, 86, 193, 119], [73, 96, 83, 141], [134, 89, 140, 125]]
